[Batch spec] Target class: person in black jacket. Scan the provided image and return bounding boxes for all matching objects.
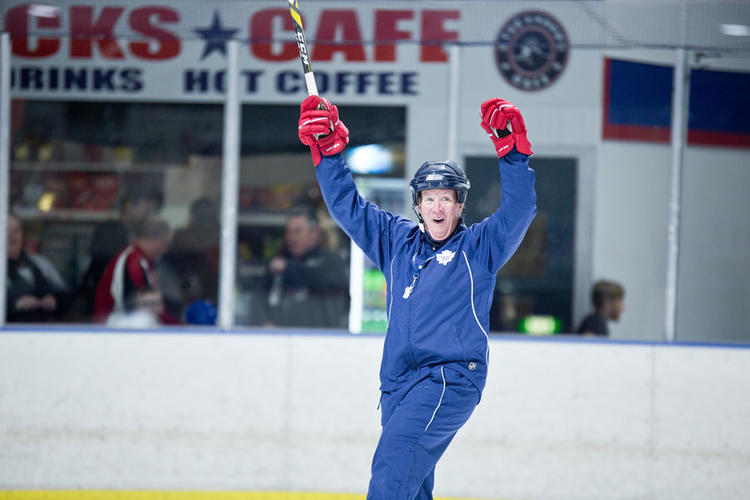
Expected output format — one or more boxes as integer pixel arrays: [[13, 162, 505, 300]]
[[576, 280, 625, 336], [6, 213, 70, 322], [258, 207, 349, 328]]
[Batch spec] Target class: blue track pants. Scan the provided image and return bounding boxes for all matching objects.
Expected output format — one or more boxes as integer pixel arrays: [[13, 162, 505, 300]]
[[366, 365, 480, 500]]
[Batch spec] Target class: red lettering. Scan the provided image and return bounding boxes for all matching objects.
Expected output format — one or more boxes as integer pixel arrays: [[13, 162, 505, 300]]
[[374, 10, 413, 62], [5, 4, 61, 58], [128, 7, 180, 60], [250, 8, 297, 61], [420, 10, 459, 62], [312, 10, 366, 62], [70, 6, 124, 59]]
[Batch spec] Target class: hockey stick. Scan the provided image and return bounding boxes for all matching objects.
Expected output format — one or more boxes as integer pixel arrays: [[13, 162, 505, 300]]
[[288, 0, 331, 138], [288, 0, 319, 96]]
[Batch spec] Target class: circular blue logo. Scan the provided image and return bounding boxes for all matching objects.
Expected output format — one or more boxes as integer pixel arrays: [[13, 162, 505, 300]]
[[495, 11, 569, 91]]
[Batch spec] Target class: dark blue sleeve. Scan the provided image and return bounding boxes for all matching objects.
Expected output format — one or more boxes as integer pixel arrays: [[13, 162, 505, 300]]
[[315, 153, 415, 272], [467, 149, 538, 274]]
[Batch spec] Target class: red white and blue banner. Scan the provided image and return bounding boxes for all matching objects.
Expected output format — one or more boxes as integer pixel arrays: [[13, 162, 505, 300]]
[[603, 58, 750, 148]]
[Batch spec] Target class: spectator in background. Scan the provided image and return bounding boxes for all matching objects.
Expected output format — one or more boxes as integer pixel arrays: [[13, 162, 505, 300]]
[[5, 213, 71, 322], [166, 197, 220, 315], [576, 280, 625, 336], [79, 186, 163, 317], [93, 215, 176, 325], [257, 206, 349, 328]]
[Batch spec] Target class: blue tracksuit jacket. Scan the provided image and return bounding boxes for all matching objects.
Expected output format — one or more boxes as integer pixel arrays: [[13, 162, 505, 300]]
[[316, 149, 537, 397]]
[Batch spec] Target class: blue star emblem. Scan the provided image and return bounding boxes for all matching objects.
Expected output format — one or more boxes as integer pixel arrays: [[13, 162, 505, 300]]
[[193, 10, 239, 60]]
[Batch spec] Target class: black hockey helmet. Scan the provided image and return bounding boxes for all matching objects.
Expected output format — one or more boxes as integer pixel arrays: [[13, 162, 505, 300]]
[[409, 160, 470, 208]]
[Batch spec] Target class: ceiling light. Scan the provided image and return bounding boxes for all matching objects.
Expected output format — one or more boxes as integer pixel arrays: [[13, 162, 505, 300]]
[[720, 24, 750, 37]]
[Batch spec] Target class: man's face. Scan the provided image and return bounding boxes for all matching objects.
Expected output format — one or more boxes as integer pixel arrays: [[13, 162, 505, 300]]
[[7, 215, 23, 260], [285, 215, 319, 258], [417, 188, 463, 242], [606, 298, 625, 322]]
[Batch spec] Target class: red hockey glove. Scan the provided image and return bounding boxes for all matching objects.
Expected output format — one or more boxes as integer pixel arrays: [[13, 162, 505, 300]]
[[298, 95, 349, 166], [480, 98, 533, 157]]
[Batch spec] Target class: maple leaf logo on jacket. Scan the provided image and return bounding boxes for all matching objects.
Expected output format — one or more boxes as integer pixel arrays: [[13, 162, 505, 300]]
[[436, 249, 456, 266]]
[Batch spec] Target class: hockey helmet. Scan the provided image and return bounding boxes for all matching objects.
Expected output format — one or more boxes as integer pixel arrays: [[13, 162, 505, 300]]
[[409, 160, 470, 208]]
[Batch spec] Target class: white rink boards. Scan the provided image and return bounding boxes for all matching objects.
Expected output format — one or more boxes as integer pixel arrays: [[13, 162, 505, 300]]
[[1, 329, 749, 500]]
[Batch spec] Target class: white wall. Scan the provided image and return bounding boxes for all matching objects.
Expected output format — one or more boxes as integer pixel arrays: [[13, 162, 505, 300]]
[[588, 125, 750, 343], [2, 330, 749, 500], [592, 142, 672, 341], [583, 48, 750, 343], [676, 147, 750, 342]]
